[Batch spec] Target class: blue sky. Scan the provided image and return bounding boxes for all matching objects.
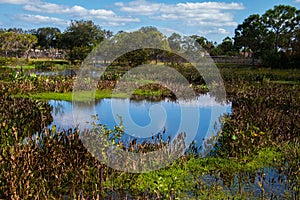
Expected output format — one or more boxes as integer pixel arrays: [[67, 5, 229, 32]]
[[0, 0, 299, 43]]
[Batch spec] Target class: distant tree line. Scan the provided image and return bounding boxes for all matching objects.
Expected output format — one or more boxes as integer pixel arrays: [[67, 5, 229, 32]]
[[0, 20, 112, 64], [0, 5, 299, 68]]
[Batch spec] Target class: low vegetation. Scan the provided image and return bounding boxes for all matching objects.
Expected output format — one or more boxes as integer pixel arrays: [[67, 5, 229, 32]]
[[0, 64, 299, 199]]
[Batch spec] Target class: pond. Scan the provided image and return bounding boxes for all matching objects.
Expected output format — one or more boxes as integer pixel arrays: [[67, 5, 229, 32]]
[[49, 94, 231, 149], [48, 97, 293, 198]]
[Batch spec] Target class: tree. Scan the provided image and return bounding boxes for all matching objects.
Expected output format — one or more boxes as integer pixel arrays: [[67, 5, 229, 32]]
[[259, 5, 300, 67], [6, 28, 24, 34], [140, 27, 170, 64], [190, 35, 214, 53], [262, 5, 300, 52], [61, 20, 111, 64], [17, 33, 38, 61], [34, 27, 61, 49], [108, 28, 170, 67], [139, 26, 159, 34], [0, 32, 37, 60], [219, 37, 236, 56], [0, 32, 19, 57], [234, 14, 269, 57], [168, 33, 182, 52], [233, 5, 300, 67]]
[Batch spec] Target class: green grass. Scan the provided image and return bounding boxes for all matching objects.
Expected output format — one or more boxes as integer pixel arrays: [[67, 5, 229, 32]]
[[270, 80, 299, 85], [133, 88, 166, 96], [1, 65, 36, 70], [19, 88, 169, 101], [26, 90, 128, 101], [25, 89, 168, 101]]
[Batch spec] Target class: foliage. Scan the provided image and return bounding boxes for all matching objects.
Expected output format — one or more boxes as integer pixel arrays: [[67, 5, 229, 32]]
[[191, 35, 215, 53], [0, 31, 37, 60], [60, 20, 111, 64], [28, 59, 69, 69], [105, 27, 170, 69], [234, 14, 269, 58], [0, 57, 20, 66], [215, 67, 300, 158], [33, 27, 61, 49], [219, 37, 238, 56], [0, 91, 52, 141], [262, 5, 300, 52], [234, 4, 300, 68]]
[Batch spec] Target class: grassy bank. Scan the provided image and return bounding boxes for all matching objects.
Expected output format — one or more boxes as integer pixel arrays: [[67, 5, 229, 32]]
[[23, 89, 177, 101], [19, 90, 128, 101]]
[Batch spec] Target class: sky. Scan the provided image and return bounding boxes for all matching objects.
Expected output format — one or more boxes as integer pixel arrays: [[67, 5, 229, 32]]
[[0, 0, 299, 43]]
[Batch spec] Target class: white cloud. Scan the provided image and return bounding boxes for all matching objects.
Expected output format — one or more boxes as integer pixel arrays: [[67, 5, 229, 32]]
[[23, 2, 62, 13], [116, 0, 162, 16], [175, 2, 244, 10], [198, 28, 230, 35], [13, 14, 68, 26], [0, 0, 29, 4], [217, 28, 230, 34], [116, 0, 244, 27], [33, 1, 139, 25], [2, 0, 140, 27], [296, 0, 300, 2]]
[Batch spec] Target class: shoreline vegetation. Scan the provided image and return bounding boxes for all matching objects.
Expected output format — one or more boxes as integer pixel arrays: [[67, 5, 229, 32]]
[[1, 60, 299, 199]]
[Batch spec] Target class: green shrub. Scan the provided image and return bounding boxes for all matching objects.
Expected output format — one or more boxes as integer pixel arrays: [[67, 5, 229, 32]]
[[0, 57, 21, 66]]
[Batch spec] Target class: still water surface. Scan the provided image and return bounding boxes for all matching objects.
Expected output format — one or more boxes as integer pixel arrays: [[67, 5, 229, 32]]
[[49, 94, 231, 146]]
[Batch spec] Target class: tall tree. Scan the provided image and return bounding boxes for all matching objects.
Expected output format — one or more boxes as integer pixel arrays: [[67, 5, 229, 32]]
[[34, 27, 61, 49], [234, 14, 269, 57], [262, 5, 300, 52], [61, 20, 111, 63]]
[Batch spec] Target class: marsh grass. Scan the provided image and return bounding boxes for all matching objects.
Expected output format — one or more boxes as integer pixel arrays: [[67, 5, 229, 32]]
[[0, 65, 300, 199]]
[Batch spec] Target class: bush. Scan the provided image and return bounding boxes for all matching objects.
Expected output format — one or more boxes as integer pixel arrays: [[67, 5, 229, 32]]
[[0, 57, 21, 66], [28, 60, 70, 69], [261, 51, 300, 69]]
